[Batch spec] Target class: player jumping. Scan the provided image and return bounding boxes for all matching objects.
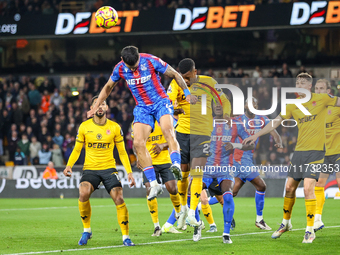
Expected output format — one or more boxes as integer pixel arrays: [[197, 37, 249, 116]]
[[314, 79, 340, 232], [243, 73, 340, 243], [64, 96, 136, 246], [88, 46, 195, 201], [233, 98, 282, 230]]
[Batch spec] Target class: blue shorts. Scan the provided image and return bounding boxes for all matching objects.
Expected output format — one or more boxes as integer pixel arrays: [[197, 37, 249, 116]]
[[203, 177, 234, 191], [234, 161, 260, 183], [133, 98, 173, 130]]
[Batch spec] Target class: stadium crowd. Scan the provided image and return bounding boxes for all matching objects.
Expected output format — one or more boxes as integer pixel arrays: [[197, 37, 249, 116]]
[[1, 61, 325, 168], [0, 0, 301, 16]]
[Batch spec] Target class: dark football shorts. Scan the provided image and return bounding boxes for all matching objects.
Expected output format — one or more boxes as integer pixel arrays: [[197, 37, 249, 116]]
[[143, 163, 175, 184], [321, 154, 340, 174], [288, 150, 325, 181], [80, 168, 121, 193], [207, 178, 222, 197], [177, 132, 211, 164]]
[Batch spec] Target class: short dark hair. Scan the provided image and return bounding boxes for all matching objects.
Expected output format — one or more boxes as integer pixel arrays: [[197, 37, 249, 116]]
[[121, 46, 139, 66], [178, 58, 195, 74], [91, 95, 106, 106]]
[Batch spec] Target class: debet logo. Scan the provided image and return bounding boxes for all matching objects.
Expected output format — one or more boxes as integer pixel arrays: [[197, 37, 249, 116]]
[[290, 1, 340, 25]]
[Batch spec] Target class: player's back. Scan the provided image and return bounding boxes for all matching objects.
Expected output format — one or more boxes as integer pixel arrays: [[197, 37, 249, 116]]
[[77, 118, 123, 170], [110, 53, 169, 106]]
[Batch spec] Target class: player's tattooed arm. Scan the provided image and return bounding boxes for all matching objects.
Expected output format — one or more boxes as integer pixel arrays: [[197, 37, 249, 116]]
[[164, 66, 197, 104], [87, 79, 118, 118]]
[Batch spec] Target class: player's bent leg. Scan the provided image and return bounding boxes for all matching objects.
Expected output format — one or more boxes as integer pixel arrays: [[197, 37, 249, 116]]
[[159, 114, 182, 180], [109, 187, 135, 246], [177, 163, 190, 229], [272, 177, 299, 239], [233, 178, 245, 197], [220, 180, 234, 244], [165, 180, 181, 216], [250, 176, 271, 230], [314, 173, 328, 232], [78, 181, 94, 246], [303, 178, 317, 243]]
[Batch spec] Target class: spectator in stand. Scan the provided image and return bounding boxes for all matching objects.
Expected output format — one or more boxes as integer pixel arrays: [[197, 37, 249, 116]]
[[8, 130, 18, 161], [267, 152, 281, 165], [51, 143, 64, 167], [40, 90, 50, 113], [253, 66, 261, 78], [11, 102, 23, 127], [26, 126, 34, 140], [29, 136, 41, 164], [42, 161, 58, 179], [280, 63, 292, 78], [236, 68, 245, 78], [38, 143, 51, 165], [225, 67, 235, 78], [50, 88, 62, 106], [28, 82, 41, 110], [17, 134, 30, 159], [46, 135, 54, 149], [53, 131, 64, 148], [14, 147, 26, 166], [16, 90, 30, 117]]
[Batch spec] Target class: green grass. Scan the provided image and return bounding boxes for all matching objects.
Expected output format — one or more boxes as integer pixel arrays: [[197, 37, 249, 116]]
[[1, 197, 340, 255]]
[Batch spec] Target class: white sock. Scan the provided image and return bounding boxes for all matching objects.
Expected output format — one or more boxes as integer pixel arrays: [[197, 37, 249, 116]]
[[306, 226, 313, 233], [164, 222, 173, 228], [150, 180, 158, 187], [210, 223, 216, 227], [223, 233, 230, 236], [315, 214, 321, 222], [154, 222, 160, 228], [282, 219, 289, 225], [256, 215, 263, 222], [188, 209, 195, 216], [84, 228, 91, 233], [122, 235, 130, 241], [181, 205, 188, 211]]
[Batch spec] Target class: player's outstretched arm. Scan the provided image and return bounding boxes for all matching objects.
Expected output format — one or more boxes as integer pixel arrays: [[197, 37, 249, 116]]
[[224, 142, 255, 151], [243, 115, 283, 145], [164, 65, 197, 104], [63, 141, 83, 177], [116, 141, 136, 187], [335, 97, 340, 107], [87, 79, 118, 118], [270, 129, 283, 149]]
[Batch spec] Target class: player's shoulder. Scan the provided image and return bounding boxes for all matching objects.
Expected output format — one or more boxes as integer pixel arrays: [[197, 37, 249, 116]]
[[314, 92, 336, 101], [198, 75, 217, 85], [113, 60, 124, 70], [80, 118, 94, 128], [107, 119, 121, 128]]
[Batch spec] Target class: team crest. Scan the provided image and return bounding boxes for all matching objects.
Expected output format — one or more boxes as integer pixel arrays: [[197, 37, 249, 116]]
[[96, 133, 102, 140], [328, 110, 332, 115], [124, 68, 128, 73], [106, 129, 111, 135], [141, 64, 147, 71], [312, 101, 316, 106], [192, 85, 198, 91], [217, 127, 222, 133]]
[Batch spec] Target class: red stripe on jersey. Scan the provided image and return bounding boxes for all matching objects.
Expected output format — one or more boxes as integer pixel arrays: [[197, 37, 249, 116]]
[[147, 59, 168, 100], [229, 124, 238, 165], [134, 67, 153, 105]]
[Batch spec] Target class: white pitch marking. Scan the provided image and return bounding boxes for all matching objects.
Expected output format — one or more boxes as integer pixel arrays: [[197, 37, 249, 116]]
[[3, 225, 340, 255]]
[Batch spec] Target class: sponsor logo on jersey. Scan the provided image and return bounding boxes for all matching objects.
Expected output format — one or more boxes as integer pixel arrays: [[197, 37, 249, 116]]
[[88, 142, 110, 148], [126, 74, 152, 85]]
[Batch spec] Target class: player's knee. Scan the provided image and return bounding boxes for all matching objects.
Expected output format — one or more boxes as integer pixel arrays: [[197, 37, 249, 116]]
[[257, 182, 266, 192], [201, 196, 209, 205], [79, 190, 91, 202], [113, 195, 124, 205], [285, 183, 297, 195], [166, 182, 178, 195], [133, 139, 145, 151], [303, 184, 315, 198]]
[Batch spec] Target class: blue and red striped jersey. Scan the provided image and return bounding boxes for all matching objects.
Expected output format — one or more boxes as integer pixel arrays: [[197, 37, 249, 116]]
[[206, 119, 250, 167], [110, 53, 169, 106], [233, 114, 270, 163]]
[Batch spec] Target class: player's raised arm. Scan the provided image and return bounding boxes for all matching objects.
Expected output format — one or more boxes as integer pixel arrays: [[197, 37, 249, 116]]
[[334, 96, 340, 107], [87, 78, 118, 118], [243, 115, 283, 145], [164, 65, 196, 104]]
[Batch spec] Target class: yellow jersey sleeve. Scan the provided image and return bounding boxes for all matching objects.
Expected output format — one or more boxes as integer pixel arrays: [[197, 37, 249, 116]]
[[76, 123, 85, 143], [167, 79, 179, 106], [114, 125, 124, 143], [280, 104, 295, 120], [220, 93, 231, 117]]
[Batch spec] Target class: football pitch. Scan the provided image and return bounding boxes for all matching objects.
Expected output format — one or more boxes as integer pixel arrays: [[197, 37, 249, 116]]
[[1, 197, 339, 255]]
